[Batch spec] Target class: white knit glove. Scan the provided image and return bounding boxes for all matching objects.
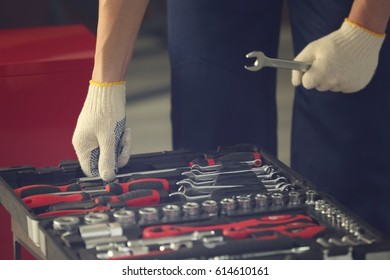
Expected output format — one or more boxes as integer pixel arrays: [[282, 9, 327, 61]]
[[72, 81, 132, 181], [292, 18, 385, 93]]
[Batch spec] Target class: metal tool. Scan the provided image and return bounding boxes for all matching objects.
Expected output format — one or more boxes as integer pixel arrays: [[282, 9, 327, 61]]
[[162, 204, 181, 219], [79, 222, 123, 239], [182, 165, 274, 182], [245, 51, 310, 72], [113, 209, 136, 227], [182, 202, 200, 216], [128, 230, 216, 248], [142, 214, 314, 238], [53, 216, 80, 231], [169, 191, 211, 202], [177, 181, 243, 193]]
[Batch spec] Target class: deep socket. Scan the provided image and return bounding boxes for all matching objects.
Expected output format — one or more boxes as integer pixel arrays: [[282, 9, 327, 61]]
[[288, 191, 301, 205], [271, 192, 284, 206], [305, 190, 318, 205], [255, 193, 268, 208]]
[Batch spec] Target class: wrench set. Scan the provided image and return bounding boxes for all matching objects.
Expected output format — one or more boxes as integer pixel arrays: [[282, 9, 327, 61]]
[[0, 144, 389, 259]]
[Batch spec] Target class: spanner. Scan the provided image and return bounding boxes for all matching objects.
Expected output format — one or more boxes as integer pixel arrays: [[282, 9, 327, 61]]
[[245, 51, 310, 72], [182, 165, 275, 182]]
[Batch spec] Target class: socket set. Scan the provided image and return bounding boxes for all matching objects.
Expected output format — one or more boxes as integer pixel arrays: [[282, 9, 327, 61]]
[[1, 144, 389, 259]]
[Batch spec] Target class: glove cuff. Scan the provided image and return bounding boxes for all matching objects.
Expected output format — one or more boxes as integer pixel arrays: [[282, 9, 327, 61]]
[[340, 18, 385, 51], [332, 18, 385, 61], [344, 18, 386, 38], [82, 80, 127, 115]]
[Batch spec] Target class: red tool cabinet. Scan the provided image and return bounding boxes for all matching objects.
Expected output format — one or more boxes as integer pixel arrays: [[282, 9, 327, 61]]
[[0, 24, 95, 259]]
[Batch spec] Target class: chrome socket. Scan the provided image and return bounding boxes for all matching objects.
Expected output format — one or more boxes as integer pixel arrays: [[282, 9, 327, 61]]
[[113, 209, 136, 228], [201, 200, 218, 215], [255, 193, 269, 208], [305, 190, 318, 205], [162, 204, 181, 220], [79, 222, 123, 240], [237, 195, 252, 210], [288, 191, 301, 205], [84, 213, 109, 224], [271, 192, 284, 206], [53, 216, 80, 231], [314, 200, 325, 212], [220, 197, 236, 213], [139, 207, 159, 223], [183, 202, 200, 216]]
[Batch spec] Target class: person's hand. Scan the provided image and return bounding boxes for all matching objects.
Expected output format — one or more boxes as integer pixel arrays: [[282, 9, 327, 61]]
[[292, 18, 385, 93], [72, 81, 132, 181]]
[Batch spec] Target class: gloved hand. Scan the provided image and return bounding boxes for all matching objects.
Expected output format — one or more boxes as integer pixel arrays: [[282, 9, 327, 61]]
[[72, 81, 132, 181], [292, 18, 385, 93]]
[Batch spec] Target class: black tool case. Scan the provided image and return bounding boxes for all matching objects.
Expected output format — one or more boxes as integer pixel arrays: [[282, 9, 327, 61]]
[[1, 144, 389, 260]]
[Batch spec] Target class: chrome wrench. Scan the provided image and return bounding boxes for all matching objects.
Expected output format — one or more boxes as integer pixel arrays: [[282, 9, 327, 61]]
[[245, 51, 310, 72]]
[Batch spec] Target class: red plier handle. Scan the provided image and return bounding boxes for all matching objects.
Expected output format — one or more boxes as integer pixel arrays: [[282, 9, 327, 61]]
[[223, 221, 325, 240], [142, 214, 313, 238]]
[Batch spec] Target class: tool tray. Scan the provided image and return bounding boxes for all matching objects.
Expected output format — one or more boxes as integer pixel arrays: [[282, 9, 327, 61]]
[[0, 144, 389, 259]]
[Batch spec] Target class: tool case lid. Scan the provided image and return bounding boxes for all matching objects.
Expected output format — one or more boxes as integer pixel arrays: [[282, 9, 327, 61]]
[[0, 24, 95, 77]]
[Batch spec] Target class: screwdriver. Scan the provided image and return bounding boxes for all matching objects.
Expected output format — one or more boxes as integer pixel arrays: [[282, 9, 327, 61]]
[[39, 189, 164, 214], [15, 183, 82, 198], [94, 189, 163, 206], [22, 192, 92, 210], [15, 178, 170, 198], [106, 178, 170, 195]]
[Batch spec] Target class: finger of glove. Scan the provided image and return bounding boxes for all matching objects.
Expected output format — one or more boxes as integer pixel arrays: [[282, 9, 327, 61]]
[[291, 70, 303, 87], [97, 137, 117, 182], [293, 43, 317, 89], [117, 127, 132, 168], [72, 132, 99, 177], [97, 118, 127, 182]]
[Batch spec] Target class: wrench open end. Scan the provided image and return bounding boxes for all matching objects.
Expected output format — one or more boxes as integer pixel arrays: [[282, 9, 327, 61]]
[[244, 51, 266, 71]]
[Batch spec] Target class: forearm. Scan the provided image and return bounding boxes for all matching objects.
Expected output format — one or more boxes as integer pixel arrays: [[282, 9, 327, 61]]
[[92, 0, 149, 82], [348, 0, 390, 34]]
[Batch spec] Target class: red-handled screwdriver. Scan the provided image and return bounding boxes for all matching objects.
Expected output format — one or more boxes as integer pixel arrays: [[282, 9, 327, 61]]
[[95, 189, 162, 207], [15, 183, 82, 198], [22, 192, 91, 210], [105, 178, 170, 195]]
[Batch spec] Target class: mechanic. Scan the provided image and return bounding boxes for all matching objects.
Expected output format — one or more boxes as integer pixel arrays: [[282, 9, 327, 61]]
[[72, 0, 390, 234]]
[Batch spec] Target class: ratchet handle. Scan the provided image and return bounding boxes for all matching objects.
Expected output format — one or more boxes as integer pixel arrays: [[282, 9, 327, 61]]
[[143, 214, 313, 238], [224, 222, 326, 240]]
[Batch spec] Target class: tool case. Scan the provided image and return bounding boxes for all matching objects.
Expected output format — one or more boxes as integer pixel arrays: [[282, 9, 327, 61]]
[[0, 144, 389, 260]]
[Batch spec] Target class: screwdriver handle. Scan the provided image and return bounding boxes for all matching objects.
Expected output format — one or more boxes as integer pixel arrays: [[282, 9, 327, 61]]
[[15, 183, 82, 198], [106, 178, 170, 195], [95, 189, 161, 207], [22, 193, 90, 209]]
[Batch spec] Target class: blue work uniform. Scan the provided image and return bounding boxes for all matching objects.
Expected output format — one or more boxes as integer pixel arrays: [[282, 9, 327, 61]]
[[167, 0, 390, 235]]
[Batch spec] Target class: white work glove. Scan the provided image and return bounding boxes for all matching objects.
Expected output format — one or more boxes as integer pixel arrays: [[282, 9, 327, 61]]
[[72, 81, 132, 181], [292, 18, 385, 93]]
